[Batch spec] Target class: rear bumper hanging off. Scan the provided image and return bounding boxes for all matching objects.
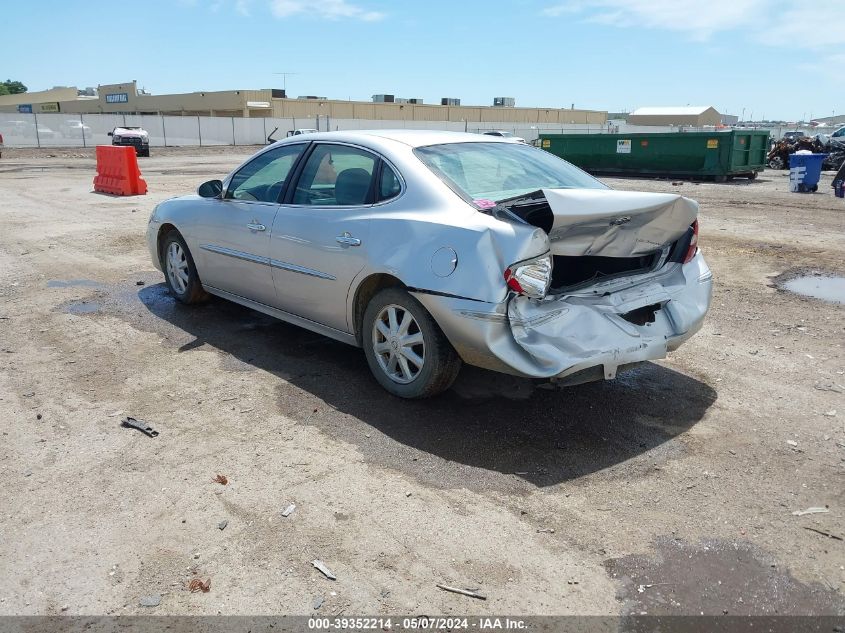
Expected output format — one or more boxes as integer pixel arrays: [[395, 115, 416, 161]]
[[413, 252, 713, 380]]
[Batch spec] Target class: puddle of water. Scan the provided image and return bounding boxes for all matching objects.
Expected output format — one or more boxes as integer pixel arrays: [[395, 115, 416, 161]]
[[65, 300, 102, 314], [783, 275, 845, 304], [47, 279, 104, 289], [605, 537, 845, 615]]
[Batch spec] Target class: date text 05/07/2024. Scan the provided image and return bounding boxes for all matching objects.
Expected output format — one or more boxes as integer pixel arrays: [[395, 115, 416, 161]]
[[308, 617, 528, 630]]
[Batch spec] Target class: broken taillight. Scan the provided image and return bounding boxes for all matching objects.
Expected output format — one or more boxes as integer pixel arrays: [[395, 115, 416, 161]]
[[504, 254, 552, 299], [682, 220, 699, 264]]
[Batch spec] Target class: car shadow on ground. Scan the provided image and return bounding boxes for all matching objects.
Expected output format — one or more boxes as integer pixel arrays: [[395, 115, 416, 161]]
[[137, 284, 717, 490]]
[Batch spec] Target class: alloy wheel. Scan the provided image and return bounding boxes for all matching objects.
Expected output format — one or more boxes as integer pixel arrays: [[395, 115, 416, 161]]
[[372, 304, 426, 384], [166, 241, 189, 294]]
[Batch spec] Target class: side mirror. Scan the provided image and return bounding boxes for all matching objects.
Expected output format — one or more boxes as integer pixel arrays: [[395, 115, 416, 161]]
[[107, 131, 113, 137], [198, 179, 223, 198]]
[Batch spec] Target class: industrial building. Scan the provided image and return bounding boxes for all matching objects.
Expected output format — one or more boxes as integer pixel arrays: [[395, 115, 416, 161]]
[[0, 80, 607, 125], [627, 106, 723, 127]]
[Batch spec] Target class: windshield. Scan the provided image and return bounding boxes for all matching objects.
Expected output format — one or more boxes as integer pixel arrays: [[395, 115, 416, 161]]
[[415, 141, 605, 205]]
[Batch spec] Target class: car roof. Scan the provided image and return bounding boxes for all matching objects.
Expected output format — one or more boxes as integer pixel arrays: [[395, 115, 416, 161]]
[[275, 129, 513, 148]]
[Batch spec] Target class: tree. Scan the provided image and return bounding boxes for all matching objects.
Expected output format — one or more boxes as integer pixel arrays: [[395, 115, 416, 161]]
[[1, 80, 27, 94]]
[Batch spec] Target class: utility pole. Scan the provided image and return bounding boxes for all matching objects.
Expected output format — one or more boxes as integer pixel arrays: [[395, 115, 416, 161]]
[[273, 72, 299, 94]]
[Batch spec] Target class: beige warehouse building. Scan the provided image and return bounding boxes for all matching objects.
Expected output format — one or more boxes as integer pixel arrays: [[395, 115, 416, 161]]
[[0, 80, 607, 125], [627, 106, 723, 127]]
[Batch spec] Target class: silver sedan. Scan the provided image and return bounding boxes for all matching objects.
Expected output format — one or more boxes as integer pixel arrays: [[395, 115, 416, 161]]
[[147, 130, 712, 398]]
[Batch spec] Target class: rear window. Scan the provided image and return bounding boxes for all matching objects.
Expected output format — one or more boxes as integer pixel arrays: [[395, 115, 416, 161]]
[[414, 141, 605, 205]]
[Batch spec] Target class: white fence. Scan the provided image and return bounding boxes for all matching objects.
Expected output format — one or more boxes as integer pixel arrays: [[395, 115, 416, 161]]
[[0, 111, 816, 149], [0, 112, 314, 148]]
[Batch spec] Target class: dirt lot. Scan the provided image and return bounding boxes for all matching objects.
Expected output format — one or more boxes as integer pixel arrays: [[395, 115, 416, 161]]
[[0, 146, 843, 617]]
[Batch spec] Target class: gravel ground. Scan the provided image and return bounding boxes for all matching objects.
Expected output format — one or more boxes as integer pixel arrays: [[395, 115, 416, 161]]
[[0, 149, 843, 617]]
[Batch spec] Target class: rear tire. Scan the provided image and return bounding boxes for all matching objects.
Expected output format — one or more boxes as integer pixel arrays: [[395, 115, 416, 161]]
[[160, 230, 209, 304], [362, 288, 461, 398]]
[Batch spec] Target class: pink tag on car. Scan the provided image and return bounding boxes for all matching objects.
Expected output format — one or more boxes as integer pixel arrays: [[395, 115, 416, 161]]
[[474, 198, 496, 209]]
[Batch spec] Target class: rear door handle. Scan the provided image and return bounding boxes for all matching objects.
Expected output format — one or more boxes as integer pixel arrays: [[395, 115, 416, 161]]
[[336, 232, 361, 246], [247, 223, 266, 231]]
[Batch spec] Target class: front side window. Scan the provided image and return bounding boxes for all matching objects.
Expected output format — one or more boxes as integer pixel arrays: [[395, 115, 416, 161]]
[[292, 144, 377, 206], [414, 142, 605, 204], [227, 144, 304, 203]]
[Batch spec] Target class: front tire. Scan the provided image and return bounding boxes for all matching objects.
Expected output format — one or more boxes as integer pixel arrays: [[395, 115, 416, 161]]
[[362, 288, 461, 398], [160, 231, 208, 304]]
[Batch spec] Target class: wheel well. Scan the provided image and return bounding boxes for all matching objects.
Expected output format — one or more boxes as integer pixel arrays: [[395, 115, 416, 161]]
[[156, 223, 179, 264], [352, 273, 404, 344]]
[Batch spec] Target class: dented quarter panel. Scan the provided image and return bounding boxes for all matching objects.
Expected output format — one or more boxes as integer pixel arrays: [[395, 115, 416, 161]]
[[355, 205, 547, 302]]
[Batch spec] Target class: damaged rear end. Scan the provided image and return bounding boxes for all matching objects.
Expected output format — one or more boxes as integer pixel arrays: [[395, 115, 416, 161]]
[[495, 187, 712, 382]]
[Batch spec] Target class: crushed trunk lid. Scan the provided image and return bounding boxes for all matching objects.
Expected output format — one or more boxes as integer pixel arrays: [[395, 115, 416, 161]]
[[502, 188, 698, 258]]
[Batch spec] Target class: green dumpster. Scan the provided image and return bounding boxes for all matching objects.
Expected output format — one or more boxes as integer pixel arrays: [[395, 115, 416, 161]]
[[539, 130, 770, 181]]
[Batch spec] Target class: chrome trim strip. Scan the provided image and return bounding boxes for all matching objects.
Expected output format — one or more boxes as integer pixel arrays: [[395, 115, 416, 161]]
[[269, 258, 336, 281], [200, 243, 269, 266], [458, 310, 508, 323], [200, 244, 337, 281]]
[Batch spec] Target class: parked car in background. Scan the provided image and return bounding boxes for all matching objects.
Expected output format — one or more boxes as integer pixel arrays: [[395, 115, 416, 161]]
[[287, 128, 318, 137], [109, 126, 150, 157], [483, 130, 526, 143], [147, 130, 711, 398], [781, 131, 805, 141], [60, 119, 92, 139]]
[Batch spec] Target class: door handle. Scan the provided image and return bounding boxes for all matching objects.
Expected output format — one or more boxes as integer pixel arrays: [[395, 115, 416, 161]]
[[336, 232, 361, 246], [247, 223, 266, 232]]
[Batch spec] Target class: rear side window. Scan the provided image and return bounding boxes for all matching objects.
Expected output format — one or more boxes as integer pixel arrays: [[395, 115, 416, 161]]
[[292, 144, 377, 206], [378, 163, 402, 201]]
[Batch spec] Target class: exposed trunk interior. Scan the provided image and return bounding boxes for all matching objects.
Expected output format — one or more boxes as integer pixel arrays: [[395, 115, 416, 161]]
[[496, 190, 696, 292], [551, 253, 660, 290], [499, 198, 555, 233]]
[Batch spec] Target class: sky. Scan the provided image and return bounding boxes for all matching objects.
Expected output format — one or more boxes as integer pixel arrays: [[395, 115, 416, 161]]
[[2, 0, 842, 122]]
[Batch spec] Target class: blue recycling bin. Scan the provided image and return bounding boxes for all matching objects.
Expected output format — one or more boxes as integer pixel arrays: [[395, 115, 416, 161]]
[[788, 153, 826, 192]]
